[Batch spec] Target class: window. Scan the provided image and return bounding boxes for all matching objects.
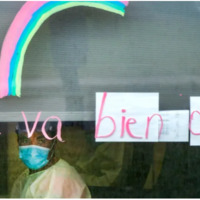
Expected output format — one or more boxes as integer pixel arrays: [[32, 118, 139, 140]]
[[0, 1, 200, 198]]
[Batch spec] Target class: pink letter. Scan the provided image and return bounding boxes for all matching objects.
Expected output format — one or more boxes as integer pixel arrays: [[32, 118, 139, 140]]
[[95, 92, 116, 138], [120, 109, 126, 138], [145, 114, 163, 139], [42, 116, 64, 142], [126, 118, 142, 139], [189, 110, 200, 135], [21, 111, 41, 138]]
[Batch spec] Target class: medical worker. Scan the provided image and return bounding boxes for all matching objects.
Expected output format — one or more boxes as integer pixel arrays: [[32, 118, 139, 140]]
[[10, 122, 91, 198]]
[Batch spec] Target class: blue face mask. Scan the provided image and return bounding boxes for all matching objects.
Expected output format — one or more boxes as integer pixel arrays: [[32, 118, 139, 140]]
[[19, 145, 50, 170]]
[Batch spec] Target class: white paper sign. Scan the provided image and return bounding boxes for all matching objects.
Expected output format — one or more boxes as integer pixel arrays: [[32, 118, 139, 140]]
[[190, 97, 200, 146], [159, 110, 189, 142], [95, 92, 159, 142]]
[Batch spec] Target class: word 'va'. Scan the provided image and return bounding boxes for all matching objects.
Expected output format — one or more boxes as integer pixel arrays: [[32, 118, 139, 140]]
[[21, 112, 63, 142]]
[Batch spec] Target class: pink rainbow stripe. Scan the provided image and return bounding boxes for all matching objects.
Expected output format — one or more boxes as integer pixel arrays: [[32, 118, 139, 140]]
[[0, 2, 46, 98], [121, 1, 129, 6]]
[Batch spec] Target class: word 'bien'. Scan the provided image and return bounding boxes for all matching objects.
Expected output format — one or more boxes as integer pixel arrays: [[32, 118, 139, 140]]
[[95, 92, 200, 140]]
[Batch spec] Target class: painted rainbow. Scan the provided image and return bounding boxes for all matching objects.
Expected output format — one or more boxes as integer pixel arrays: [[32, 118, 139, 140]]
[[0, 1, 129, 98]]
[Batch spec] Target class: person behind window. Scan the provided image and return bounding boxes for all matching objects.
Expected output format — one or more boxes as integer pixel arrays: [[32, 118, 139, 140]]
[[10, 122, 91, 198]]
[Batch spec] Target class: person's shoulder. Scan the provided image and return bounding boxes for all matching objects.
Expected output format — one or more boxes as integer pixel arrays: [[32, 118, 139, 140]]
[[55, 158, 71, 167], [10, 169, 29, 198], [52, 159, 85, 180], [53, 159, 78, 173], [54, 158, 73, 169], [50, 159, 91, 198], [14, 168, 29, 183]]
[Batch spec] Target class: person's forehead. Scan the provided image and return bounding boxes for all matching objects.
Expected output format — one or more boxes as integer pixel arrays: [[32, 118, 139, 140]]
[[18, 132, 45, 139], [17, 122, 53, 133]]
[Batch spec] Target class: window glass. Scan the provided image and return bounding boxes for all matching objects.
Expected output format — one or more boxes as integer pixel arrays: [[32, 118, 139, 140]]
[[0, 1, 200, 198]]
